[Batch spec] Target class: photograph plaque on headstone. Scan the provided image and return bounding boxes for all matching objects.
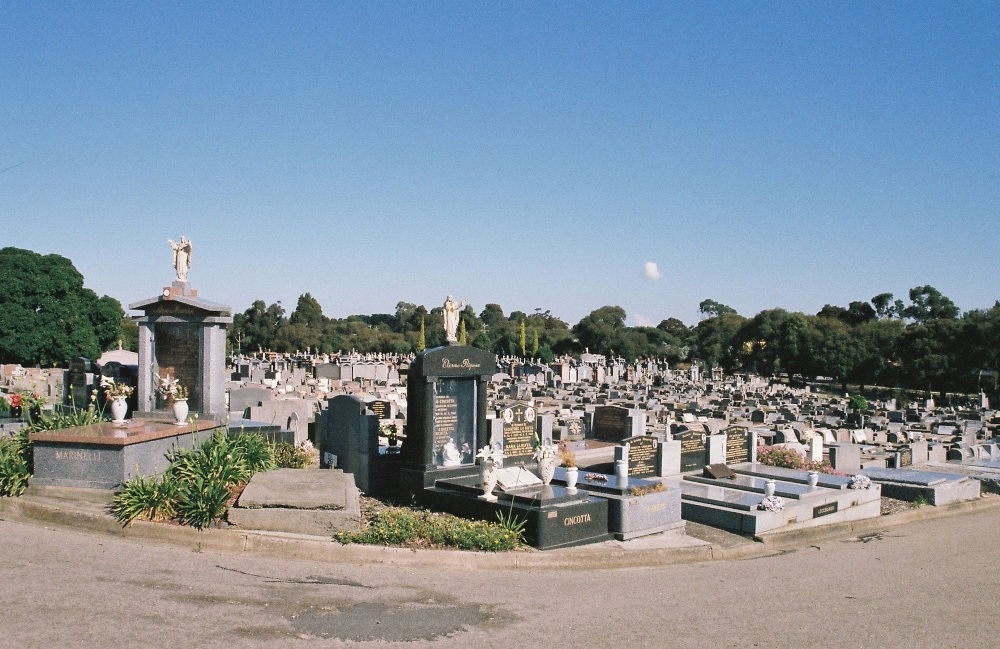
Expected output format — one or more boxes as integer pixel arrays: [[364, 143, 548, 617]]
[[432, 377, 476, 466]]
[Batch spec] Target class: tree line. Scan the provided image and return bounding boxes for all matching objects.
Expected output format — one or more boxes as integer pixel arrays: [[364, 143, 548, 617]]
[[2, 248, 995, 400], [230, 286, 1000, 399]]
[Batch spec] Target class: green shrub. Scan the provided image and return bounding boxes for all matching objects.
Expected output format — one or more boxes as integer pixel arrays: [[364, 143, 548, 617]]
[[0, 431, 32, 497], [176, 476, 232, 530], [113, 428, 275, 529], [111, 474, 178, 524], [273, 442, 312, 468]]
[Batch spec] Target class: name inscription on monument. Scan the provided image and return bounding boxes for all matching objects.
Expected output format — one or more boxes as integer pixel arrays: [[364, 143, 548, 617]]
[[54, 449, 101, 462], [725, 427, 750, 464], [626, 436, 658, 477], [432, 378, 476, 465]]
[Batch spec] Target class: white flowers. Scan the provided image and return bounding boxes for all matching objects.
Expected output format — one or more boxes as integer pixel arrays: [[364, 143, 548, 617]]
[[849, 474, 873, 490], [155, 373, 187, 400], [758, 495, 785, 512], [476, 445, 504, 468], [100, 376, 133, 400], [533, 443, 559, 462]]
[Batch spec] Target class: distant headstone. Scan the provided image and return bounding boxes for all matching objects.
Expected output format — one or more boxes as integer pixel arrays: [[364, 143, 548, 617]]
[[724, 426, 750, 464], [367, 399, 391, 420], [593, 405, 630, 442]]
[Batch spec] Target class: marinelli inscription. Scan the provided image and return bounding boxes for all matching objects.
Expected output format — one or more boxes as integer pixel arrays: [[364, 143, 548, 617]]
[[54, 449, 101, 462]]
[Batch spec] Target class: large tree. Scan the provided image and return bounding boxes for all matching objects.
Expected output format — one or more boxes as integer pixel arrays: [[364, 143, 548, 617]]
[[0, 247, 123, 366]]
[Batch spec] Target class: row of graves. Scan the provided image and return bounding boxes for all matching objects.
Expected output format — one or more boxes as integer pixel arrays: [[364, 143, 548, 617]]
[[317, 346, 893, 548], [225, 352, 414, 447]]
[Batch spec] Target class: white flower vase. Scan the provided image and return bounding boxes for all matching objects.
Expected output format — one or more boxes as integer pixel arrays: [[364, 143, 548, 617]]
[[537, 456, 557, 485], [172, 398, 189, 426], [110, 398, 128, 425], [564, 466, 579, 490], [479, 460, 499, 502], [808, 471, 819, 488], [764, 479, 776, 498]]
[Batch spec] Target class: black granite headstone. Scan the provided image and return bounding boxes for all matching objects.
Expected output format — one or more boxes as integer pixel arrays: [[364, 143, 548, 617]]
[[399, 345, 497, 494], [624, 435, 659, 478], [724, 426, 750, 464], [367, 399, 391, 420], [593, 405, 629, 442], [499, 402, 536, 465], [676, 429, 707, 473]]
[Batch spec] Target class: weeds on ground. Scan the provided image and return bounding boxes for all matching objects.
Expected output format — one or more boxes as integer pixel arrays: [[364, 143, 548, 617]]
[[335, 498, 527, 552]]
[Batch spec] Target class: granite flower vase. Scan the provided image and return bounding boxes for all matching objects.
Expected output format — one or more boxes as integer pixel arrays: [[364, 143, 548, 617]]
[[537, 456, 557, 485], [172, 398, 189, 426], [479, 460, 499, 502], [110, 398, 128, 424]]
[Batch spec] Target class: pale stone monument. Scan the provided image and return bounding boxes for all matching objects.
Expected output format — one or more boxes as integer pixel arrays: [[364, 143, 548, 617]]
[[168, 236, 192, 282], [442, 295, 465, 344], [130, 238, 231, 419]]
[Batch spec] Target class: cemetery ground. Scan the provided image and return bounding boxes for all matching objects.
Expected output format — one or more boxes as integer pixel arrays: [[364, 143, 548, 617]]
[[4, 500, 1000, 648]]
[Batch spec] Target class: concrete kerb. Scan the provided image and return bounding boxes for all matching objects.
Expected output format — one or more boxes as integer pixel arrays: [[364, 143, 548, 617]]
[[3, 491, 999, 571]]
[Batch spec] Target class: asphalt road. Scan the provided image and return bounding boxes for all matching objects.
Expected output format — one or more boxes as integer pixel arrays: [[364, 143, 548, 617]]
[[3, 507, 999, 649]]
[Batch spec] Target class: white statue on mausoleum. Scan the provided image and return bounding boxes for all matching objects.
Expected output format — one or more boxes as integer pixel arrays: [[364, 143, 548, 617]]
[[169, 236, 192, 282], [442, 295, 465, 343]]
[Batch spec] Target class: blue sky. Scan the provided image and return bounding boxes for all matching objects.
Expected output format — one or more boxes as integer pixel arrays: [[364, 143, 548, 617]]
[[3, 2, 998, 327]]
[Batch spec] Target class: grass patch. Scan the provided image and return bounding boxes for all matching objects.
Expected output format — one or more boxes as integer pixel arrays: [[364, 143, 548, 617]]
[[335, 497, 527, 552]]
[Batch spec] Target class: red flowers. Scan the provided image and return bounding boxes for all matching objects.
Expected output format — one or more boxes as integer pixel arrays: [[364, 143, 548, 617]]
[[10, 393, 21, 408]]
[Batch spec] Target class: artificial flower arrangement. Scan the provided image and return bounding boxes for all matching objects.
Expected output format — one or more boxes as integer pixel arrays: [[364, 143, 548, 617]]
[[101, 376, 134, 400], [156, 374, 188, 400], [475, 445, 504, 468], [532, 440, 559, 462]]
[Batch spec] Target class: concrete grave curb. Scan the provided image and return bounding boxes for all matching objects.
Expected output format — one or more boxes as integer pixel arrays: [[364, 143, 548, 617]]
[[3, 489, 999, 571]]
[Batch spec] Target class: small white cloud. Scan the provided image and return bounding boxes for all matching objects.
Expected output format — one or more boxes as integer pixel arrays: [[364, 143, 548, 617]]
[[643, 262, 662, 280], [634, 313, 655, 327]]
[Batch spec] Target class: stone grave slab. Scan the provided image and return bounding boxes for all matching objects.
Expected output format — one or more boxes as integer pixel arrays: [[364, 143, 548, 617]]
[[566, 474, 684, 540], [30, 419, 219, 489], [228, 468, 361, 535], [861, 467, 981, 505]]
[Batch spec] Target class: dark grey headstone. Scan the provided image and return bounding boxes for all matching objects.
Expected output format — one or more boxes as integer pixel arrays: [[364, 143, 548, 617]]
[[625, 435, 659, 478], [593, 405, 630, 442]]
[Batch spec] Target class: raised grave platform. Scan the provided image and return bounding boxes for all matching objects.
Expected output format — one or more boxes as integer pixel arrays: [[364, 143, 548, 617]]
[[553, 467, 684, 541], [678, 463, 881, 535], [860, 467, 980, 505], [29, 419, 219, 489], [425, 475, 613, 550]]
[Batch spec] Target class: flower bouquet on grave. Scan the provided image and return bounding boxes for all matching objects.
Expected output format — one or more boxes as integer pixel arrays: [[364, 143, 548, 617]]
[[101, 376, 134, 401], [475, 445, 504, 501], [757, 495, 785, 512], [9, 393, 23, 418], [849, 474, 872, 490], [155, 374, 187, 401]]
